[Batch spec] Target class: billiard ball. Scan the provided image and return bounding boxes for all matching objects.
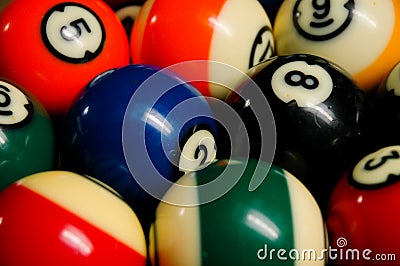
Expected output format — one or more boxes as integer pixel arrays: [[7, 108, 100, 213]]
[[131, 0, 275, 99], [274, 0, 400, 94], [327, 145, 400, 266], [0, 171, 147, 265], [0, 79, 55, 191], [0, 0, 129, 116], [60, 64, 218, 231], [225, 54, 371, 209], [150, 159, 327, 265]]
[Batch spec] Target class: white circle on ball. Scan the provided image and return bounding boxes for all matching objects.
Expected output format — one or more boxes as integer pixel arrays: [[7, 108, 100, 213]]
[[352, 145, 400, 186], [271, 60, 333, 107], [0, 81, 32, 126], [42, 3, 105, 63], [179, 129, 217, 173]]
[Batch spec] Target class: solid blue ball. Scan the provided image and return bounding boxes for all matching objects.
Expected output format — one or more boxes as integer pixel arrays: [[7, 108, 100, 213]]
[[60, 64, 218, 230]]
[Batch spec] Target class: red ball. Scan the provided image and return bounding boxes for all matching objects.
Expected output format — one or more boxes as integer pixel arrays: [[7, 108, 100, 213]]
[[0, 171, 147, 265], [327, 145, 400, 266], [131, 0, 274, 99], [0, 0, 130, 115]]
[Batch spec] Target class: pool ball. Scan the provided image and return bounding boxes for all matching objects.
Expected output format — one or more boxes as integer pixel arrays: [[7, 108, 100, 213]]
[[327, 145, 400, 266], [0, 0, 130, 116], [60, 64, 218, 231], [150, 159, 327, 265], [0, 79, 55, 191], [0, 171, 147, 265], [131, 0, 275, 99], [225, 54, 371, 209], [274, 0, 400, 94]]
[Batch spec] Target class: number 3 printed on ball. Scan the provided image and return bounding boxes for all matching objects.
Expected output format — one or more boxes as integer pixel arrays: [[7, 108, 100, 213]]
[[352, 146, 400, 187]]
